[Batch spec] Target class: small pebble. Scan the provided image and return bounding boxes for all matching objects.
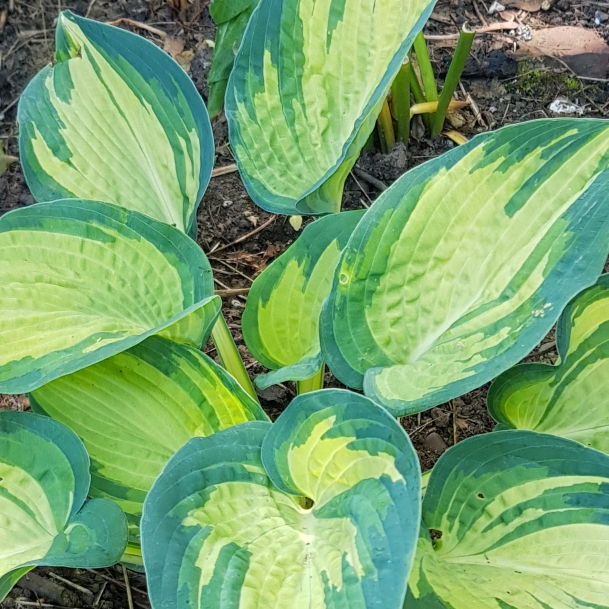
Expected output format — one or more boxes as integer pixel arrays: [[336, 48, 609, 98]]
[[425, 432, 449, 455]]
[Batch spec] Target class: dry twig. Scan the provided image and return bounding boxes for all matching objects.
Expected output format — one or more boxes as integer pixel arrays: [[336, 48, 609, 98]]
[[93, 582, 107, 608], [48, 573, 93, 596], [211, 164, 238, 178], [107, 18, 166, 40], [83, 570, 148, 597], [85, 0, 97, 18], [349, 171, 372, 208], [216, 287, 250, 297], [425, 21, 519, 40], [15, 602, 85, 609], [208, 216, 277, 254], [122, 566, 135, 609], [352, 167, 388, 192]]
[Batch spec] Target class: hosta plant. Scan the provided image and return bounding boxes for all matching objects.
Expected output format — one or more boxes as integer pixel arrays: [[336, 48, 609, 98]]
[[321, 118, 609, 415], [16, 10, 255, 397], [7, 7, 609, 609], [0, 411, 127, 601], [0, 199, 220, 393], [242, 209, 364, 390], [226, 0, 437, 214], [18, 11, 213, 238], [30, 335, 269, 568], [244, 119, 609, 412], [407, 430, 609, 608], [0, 195, 262, 569], [141, 389, 422, 609], [488, 274, 609, 454]]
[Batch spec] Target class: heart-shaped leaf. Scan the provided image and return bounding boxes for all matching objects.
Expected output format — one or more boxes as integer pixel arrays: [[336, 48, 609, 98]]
[[488, 274, 609, 454], [0, 411, 127, 602], [0, 199, 219, 394], [18, 11, 214, 235], [226, 0, 436, 214], [243, 210, 364, 388], [407, 430, 609, 608], [323, 119, 609, 415], [142, 389, 421, 609], [31, 335, 269, 564]]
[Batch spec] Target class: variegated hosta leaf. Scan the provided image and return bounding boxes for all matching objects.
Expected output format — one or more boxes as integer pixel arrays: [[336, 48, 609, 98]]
[[208, 0, 260, 118], [322, 119, 609, 416], [0, 199, 220, 394], [0, 411, 127, 602], [18, 11, 214, 236], [407, 430, 609, 608], [488, 273, 609, 454], [226, 0, 436, 215], [142, 389, 421, 609], [31, 335, 269, 559], [243, 210, 364, 389]]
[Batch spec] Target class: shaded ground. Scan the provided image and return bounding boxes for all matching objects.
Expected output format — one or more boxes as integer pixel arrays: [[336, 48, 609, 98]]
[[1, 0, 608, 605]]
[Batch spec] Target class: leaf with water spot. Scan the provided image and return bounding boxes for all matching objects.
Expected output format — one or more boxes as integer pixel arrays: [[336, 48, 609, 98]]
[[407, 430, 609, 608]]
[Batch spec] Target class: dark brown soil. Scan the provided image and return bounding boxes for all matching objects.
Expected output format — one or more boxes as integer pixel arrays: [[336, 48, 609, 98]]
[[0, 0, 607, 604], [1, 566, 150, 609]]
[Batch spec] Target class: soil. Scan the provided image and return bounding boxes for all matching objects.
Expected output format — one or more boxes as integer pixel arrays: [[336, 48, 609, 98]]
[[1, 0, 608, 605]]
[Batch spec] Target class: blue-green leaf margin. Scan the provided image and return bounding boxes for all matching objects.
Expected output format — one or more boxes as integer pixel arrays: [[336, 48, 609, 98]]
[[0, 199, 219, 394], [18, 11, 214, 238], [0, 412, 128, 602], [322, 120, 609, 413], [225, 0, 437, 214]]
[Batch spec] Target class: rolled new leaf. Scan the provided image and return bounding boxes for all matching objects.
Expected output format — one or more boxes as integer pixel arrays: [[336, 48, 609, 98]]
[[226, 0, 436, 215], [323, 118, 609, 415], [31, 335, 269, 561], [243, 210, 364, 388], [0, 411, 127, 602], [208, 0, 260, 118], [488, 274, 609, 454], [142, 389, 421, 609], [18, 11, 214, 236], [407, 430, 609, 608], [0, 199, 220, 394]]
